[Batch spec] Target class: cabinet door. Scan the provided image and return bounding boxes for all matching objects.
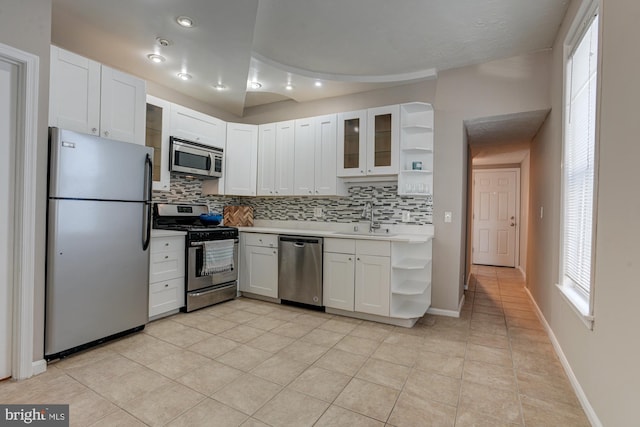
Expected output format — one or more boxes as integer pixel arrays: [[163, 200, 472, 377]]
[[225, 123, 258, 196], [100, 66, 146, 145], [355, 254, 390, 316], [149, 277, 185, 318], [257, 123, 276, 196], [337, 110, 367, 177], [314, 114, 338, 195], [170, 104, 226, 148], [323, 252, 355, 311], [145, 95, 171, 191], [274, 120, 295, 195], [366, 105, 399, 175], [246, 246, 278, 298], [294, 118, 316, 195], [49, 46, 101, 136]]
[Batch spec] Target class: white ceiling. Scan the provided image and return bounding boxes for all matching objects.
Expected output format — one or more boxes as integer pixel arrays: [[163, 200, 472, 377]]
[[51, 0, 569, 117]]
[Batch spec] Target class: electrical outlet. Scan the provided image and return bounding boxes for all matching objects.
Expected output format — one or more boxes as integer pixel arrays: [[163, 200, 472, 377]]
[[314, 207, 323, 218], [401, 211, 411, 222]]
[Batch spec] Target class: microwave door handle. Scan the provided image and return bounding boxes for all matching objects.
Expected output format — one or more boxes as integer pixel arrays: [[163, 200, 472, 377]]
[[208, 152, 214, 175]]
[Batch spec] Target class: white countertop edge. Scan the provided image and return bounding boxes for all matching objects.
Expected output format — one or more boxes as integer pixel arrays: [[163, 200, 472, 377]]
[[237, 223, 433, 243], [151, 229, 187, 238]]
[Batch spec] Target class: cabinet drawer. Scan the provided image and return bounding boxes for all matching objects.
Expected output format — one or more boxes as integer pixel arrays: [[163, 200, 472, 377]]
[[244, 233, 278, 248], [356, 240, 390, 257], [151, 236, 184, 253], [324, 238, 355, 254], [150, 250, 184, 282], [149, 277, 184, 318]]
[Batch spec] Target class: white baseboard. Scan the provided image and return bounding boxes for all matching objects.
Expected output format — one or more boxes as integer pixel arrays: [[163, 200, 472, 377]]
[[32, 359, 47, 376], [524, 287, 602, 427], [518, 266, 527, 281], [427, 295, 464, 318]]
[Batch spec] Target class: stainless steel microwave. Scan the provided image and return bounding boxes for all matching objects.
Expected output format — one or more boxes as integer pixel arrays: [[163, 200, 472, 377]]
[[169, 136, 223, 179]]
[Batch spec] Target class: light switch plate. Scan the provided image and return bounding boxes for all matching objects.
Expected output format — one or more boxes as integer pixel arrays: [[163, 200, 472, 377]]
[[444, 211, 452, 223]]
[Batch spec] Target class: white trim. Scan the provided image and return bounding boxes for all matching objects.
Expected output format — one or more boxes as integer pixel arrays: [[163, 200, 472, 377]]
[[427, 294, 464, 318], [0, 42, 40, 380], [524, 287, 602, 427], [517, 265, 527, 281], [556, 283, 594, 330], [31, 359, 47, 376]]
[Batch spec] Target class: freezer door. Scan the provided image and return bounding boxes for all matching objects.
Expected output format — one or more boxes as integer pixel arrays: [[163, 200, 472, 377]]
[[49, 127, 153, 201], [45, 199, 149, 357]]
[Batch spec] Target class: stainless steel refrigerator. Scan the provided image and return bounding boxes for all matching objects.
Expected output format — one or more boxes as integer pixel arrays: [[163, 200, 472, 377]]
[[45, 127, 153, 360]]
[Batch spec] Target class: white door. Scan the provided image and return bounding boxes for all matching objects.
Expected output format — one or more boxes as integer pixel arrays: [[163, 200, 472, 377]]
[[0, 58, 17, 380], [49, 46, 101, 135], [257, 123, 276, 196], [355, 255, 390, 316], [274, 121, 295, 195], [225, 123, 258, 196], [314, 114, 338, 195], [472, 169, 518, 267], [294, 118, 316, 195], [100, 66, 146, 144], [323, 252, 355, 311], [246, 246, 278, 298]]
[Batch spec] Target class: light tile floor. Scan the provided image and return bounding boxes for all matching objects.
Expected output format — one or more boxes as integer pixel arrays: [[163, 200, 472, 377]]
[[0, 266, 590, 426]]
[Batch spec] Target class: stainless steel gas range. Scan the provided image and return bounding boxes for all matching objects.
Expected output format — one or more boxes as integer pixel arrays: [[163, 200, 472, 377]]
[[153, 203, 239, 312]]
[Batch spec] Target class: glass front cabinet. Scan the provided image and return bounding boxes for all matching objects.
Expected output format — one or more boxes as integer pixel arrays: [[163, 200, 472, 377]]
[[337, 105, 399, 177], [145, 95, 171, 191]]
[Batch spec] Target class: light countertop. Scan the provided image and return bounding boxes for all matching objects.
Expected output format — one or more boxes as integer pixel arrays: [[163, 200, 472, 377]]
[[151, 229, 187, 238]]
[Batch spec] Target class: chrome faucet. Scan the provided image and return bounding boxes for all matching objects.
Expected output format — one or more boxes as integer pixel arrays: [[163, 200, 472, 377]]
[[361, 201, 381, 233]]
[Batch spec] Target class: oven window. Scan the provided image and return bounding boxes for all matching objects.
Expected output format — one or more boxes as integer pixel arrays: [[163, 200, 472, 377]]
[[175, 151, 210, 170]]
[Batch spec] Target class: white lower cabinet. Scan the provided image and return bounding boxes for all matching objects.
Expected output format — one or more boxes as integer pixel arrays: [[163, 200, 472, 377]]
[[239, 233, 278, 298], [323, 238, 390, 316], [149, 234, 185, 319], [323, 252, 355, 311]]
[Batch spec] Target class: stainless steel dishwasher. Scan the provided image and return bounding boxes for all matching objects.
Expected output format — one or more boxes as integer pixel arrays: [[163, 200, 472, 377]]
[[278, 235, 323, 306]]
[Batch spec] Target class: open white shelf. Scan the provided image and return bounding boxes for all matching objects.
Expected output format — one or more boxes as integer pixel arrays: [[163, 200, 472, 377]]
[[402, 146, 433, 152], [400, 169, 432, 174], [392, 279, 431, 295], [393, 258, 430, 270], [398, 102, 434, 198], [391, 298, 430, 319], [402, 124, 433, 132]]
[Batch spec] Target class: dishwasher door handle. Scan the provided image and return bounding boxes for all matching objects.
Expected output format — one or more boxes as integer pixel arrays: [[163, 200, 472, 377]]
[[293, 242, 306, 248]]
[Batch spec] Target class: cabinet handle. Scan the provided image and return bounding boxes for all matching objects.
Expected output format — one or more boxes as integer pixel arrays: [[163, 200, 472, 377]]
[[357, 257, 361, 261], [315, 190, 319, 194], [360, 170, 364, 174], [91, 127, 97, 133], [348, 257, 352, 261], [104, 131, 109, 137], [164, 255, 169, 259], [273, 251, 276, 254], [309, 191, 312, 194], [164, 243, 169, 246], [196, 137, 200, 141], [368, 169, 372, 172], [164, 283, 169, 287]]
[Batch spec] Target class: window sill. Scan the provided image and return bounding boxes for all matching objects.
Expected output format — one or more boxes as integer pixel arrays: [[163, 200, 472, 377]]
[[556, 283, 594, 330]]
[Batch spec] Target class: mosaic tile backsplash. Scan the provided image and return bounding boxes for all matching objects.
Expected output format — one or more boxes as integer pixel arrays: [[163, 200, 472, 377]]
[[153, 175, 433, 225]]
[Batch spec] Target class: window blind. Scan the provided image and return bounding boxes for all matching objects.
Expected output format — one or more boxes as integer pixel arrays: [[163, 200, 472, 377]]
[[564, 15, 598, 295]]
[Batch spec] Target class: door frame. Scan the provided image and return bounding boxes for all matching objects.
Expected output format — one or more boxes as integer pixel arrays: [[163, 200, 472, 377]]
[[0, 42, 40, 380], [471, 167, 521, 268]]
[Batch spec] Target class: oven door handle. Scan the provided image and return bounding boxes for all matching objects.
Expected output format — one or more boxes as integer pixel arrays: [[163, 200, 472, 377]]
[[190, 238, 239, 247]]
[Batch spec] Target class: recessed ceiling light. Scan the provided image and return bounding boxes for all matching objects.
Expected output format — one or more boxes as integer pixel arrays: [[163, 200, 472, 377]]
[[314, 81, 323, 87], [156, 37, 171, 47], [285, 83, 294, 91], [249, 81, 262, 89], [213, 83, 226, 91], [176, 16, 195, 28], [177, 72, 192, 81], [147, 54, 165, 63]]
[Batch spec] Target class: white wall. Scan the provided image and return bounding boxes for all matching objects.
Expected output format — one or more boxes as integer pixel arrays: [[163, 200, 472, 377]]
[[527, 0, 640, 424], [0, 0, 51, 362]]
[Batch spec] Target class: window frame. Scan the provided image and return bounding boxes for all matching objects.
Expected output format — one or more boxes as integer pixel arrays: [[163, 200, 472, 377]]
[[557, 0, 600, 330]]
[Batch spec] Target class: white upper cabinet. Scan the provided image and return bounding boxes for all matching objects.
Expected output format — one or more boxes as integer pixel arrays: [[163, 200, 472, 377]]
[[337, 110, 367, 177], [366, 104, 400, 175], [49, 46, 146, 145], [145, 95, 171, 191], [337, 105, 400, 177], [274, 120, 295, 195], [169, 104, 226, 149], [294, 118, 316, 195], [257, 123, 277, 196], [314, 114, 341, 195], [225, 123, 258, 196]]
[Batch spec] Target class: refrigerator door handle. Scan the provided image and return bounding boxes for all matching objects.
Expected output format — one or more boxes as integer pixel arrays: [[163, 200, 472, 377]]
[[142, 153, 153, 250]]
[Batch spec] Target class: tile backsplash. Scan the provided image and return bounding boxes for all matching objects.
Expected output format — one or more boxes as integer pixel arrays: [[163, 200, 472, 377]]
[[153, 175, 433, 225]]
